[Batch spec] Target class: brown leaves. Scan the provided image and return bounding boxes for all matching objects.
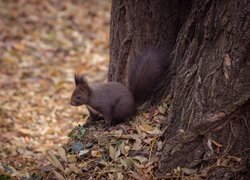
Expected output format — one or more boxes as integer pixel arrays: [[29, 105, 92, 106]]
[[109, 146, 121, 161], [0, 0, 111, 177], [58, 147, 67, 162], [39, 103, 170, 179], [47, 151, 65, 173]]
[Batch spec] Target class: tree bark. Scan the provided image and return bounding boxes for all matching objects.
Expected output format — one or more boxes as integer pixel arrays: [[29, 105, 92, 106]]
[[108, 0, 250, 177]]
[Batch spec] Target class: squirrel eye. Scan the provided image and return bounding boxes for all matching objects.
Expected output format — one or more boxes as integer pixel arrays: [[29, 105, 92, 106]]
[[76, 95, 81, 99]]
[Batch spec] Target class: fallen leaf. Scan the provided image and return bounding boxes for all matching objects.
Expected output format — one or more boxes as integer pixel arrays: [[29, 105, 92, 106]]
[[109, 145, 121, 161], [79, 149, 90, 156], [181, 167, 197, 175], [91, 150, 102, 158], [111, 130, 123, 137], [139, 123, 154, 132], [108, 173, 114, 180], [68, 163, 82, 174], [47, 151, 65, 173], [158, 105, 166, 114], [58, 147, 67, 162], [117, 172, 124, 180], [119, 142, 126, 155], [53, 171, 65, 180], [67, 155, 77, 163], [143, 138, 154, 144], [131, 156, 148, 164], [146, 127, 162, 135], [132, 138, 142, 151], [120, 158, 133, 170]]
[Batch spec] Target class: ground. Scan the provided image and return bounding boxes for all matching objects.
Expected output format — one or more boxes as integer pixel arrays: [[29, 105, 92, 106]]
[[0, 0, 111, 176]]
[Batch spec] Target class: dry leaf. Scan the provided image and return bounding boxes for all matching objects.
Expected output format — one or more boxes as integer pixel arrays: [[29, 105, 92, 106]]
[[109, 145, 121, 161], [53, 171, 65, 180], [181, 167, 197, 175], [136, 125, 142, 136], [67, 155, 77, 163], [68, 163, 82, 174], [111, 130, 123, 137], [143, 138, 154, 144], [117, 172, 124, 180], [108, 173, 114, 180], [124, 146, 131, 153], [58, 147, 67, 162], [119, 142, 126, 155], [139, 123, 154, 132], [64, 167, 72, 175], [120, 158, 133, 170], [47, 151, 65, 173], [132, 138, 142, 151], [13, 43, 26, 51], [146, 127, 162, 135], [91, 150, 102, 158], [79, 149, 90, 156], [158, 105, 166, 114], [120, 158, 128, 169], [131, 156, 148, 164]]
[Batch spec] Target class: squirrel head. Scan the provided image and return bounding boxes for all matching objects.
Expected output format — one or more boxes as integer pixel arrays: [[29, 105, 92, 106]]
[[70, 74, 91, 106]]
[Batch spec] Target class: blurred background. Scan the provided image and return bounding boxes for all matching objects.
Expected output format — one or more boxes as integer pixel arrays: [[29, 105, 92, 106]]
[[0, 0, 111, 173]]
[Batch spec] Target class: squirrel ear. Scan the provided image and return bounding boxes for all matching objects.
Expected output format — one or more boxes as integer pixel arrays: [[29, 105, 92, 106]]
[[74, 73, 86, 85], [74, 73, 80, 85], [74, 73, 90, 91]]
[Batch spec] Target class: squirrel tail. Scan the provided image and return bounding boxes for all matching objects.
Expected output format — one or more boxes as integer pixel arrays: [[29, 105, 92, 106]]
[[128, 47, 170, 106]]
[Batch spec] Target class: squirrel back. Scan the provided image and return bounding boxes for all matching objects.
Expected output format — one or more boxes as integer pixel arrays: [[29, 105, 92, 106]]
[[128, 47, 170, 106]]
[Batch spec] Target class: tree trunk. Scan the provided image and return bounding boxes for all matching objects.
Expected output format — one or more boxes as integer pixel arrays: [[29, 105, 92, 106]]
[[108, 0, 250, 178]]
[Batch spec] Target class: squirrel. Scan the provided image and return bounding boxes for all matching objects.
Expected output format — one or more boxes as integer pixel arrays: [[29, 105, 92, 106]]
[[70, 47, 170, 126]]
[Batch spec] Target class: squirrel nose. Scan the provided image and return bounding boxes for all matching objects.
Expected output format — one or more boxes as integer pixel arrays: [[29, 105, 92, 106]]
[[70, 101, 76, 106]]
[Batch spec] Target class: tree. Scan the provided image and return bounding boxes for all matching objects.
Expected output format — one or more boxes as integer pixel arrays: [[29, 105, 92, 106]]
[[108, 0, 250, 178]]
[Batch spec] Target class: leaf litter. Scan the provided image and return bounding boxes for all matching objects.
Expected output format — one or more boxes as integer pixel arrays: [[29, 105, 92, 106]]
[[37, 108, 170, 179], [0, 0, 111, 178]]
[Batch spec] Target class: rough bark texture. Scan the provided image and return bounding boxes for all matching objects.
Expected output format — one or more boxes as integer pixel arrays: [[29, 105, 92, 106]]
[[108, 0, 192, 83], [108, 0, 250, 177]]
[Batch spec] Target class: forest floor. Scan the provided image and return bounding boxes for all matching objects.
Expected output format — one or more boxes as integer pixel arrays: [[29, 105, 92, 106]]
[[0, 0, 111, 177]]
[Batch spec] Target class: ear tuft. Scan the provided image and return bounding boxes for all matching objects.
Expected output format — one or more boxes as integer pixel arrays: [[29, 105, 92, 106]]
[[74, 73, 85, 85], [74, 74, 91, 94]]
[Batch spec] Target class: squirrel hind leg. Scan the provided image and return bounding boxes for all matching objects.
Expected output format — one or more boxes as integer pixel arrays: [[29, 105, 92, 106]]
[[112, 100, 136, 125]]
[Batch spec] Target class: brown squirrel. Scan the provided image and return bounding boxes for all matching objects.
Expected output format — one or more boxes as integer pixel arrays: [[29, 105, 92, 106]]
[[70, 47, 170, 126]]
